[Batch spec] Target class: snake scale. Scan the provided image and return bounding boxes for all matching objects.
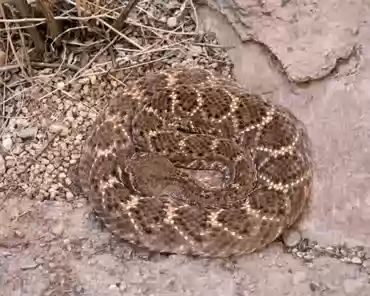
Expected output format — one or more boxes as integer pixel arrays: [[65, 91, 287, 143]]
[[78, 67, 313, 257]]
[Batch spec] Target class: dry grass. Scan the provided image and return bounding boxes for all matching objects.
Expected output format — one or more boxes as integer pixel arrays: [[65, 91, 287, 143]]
[[0, 0, 233, 203], [0, 0, 234, 136]]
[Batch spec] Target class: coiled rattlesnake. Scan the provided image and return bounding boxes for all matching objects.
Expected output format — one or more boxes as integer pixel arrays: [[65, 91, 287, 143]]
[[79, 68, 313, 257]]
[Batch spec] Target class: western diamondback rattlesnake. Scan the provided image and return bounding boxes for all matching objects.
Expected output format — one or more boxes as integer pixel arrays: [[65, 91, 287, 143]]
[[78, 67, 313, 257]]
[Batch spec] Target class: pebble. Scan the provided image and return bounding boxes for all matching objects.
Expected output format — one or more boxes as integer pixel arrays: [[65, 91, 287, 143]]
[[49, 190, 58, 199], [78, 77, 90, 85], [2, 137, 13, 151], [282, 230, 301, 247], [17, 127, 38, 139], [21, 257, 39, 270], [189, 45, 202, 57], [109, 284, 119, 290], [51, 222, 64, 236], [90, 75, 97, 85], [83, 85, 90, 95], [46, 164, 55, 173], [1, 251, 12, 257], [58, 172, 67, 179], [14, 230, 24, 238], [65, 177, 72, 186], [56, 81, 65, 89], [309, 282, 322, 292], [65, 191, 74, 201], [303, 254, 315, 262], [40, 158, 50, 165], [167, 16, 177, 28], [71, 153, 80, 160], [0, 155, 6, 174], [350, 256, 362, 264], [49, 123, 69, 136], [12, 145, 22, 155]]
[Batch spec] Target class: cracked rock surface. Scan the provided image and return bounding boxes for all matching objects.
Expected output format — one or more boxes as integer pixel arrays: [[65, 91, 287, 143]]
[[202, 0, 363, 82]]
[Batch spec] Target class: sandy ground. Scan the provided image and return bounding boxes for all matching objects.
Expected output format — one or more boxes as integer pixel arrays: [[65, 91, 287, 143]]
[[1, 0, 370, 295]]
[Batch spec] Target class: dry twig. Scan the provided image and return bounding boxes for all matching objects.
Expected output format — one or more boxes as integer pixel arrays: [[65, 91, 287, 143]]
[[10, 0, 45, 57], [37, 0, 63, 48], [113, 0, 140, 31]]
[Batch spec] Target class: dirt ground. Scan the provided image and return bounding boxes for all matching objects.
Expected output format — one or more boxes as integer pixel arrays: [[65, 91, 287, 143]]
[[1, 0, 370, 295]]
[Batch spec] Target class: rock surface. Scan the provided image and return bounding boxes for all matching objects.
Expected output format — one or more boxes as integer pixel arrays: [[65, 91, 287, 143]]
[[202, 0, 363, 82]]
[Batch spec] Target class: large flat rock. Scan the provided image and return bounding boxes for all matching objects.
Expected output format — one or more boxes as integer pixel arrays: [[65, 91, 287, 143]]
[[202, 0, 363, 82]]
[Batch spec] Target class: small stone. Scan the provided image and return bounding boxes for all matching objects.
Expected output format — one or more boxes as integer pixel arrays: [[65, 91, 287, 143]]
[[309, 282, 321, 292], [167, 16, 177, 28], [65, 177, 72, 186], [351, 257, 362, 264], [282, 230, 301, 247], [189, 45, 202, 57], [12, 145, 22, 155], [5, 156, 16, 168], [58, 172, 66, 179], [65, 191, 74, 201], [78, 77, 90, 85], [14, 230, 24, 238], [49, 123, 69, 136], [46, 164, 55, 173], [88, 111, 97, 119], [2, 137, 13, 151], [17, 127, 38, 139], [76, 134, 83, 142], [303, 254, 315, 262], [40, 158, 50, 165], [90, 75, 97, 85], [109, 284, 119, 290], [1, 251, 12, 257], [71, 154, 80, 160], [56, 81, 65, 89], [0, 155, 6, 174], [52, 222, 64, 236], [21, 257, 39, 270], [49, 190, 57, 199]]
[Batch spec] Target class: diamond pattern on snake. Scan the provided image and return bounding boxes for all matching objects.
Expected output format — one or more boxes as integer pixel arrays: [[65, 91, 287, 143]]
[[79, 67, 313, 257]]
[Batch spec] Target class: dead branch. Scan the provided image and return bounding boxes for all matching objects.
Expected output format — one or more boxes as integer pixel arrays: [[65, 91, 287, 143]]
[[37, 0, 62, 48], [10, 0, 45, 57], [113, 0, 140, 31]]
